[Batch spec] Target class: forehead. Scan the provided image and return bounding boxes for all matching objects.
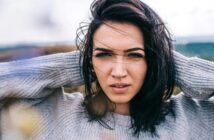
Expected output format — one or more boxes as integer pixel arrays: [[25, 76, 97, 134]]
[[93, 21, 144, 50]]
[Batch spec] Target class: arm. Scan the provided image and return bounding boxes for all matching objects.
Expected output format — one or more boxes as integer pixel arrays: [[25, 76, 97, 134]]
[[0, 50, 84, 100], [174, 51, 214, 100]]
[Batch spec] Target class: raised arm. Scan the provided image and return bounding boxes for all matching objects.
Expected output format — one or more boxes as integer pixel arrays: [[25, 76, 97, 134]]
[[0, 50, 84, 100], [174, 51, 214, 100]]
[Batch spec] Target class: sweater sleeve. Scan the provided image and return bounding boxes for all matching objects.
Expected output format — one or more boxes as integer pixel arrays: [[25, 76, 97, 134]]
[[0, 50, 84, 100], [173, 50, 214, 100]]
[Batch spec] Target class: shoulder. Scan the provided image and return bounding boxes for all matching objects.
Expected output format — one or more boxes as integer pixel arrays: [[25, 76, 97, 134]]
[[63, 92, 84, 100], [27, 89, 85, 115], [33, 90, 86, 123], [171, 92, 214, 111], [53, 90, 85, 109], [171, 93, 214, 132]]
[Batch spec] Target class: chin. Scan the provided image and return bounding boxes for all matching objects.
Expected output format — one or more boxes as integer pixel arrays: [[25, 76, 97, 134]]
[[109, 97, 131, 104]]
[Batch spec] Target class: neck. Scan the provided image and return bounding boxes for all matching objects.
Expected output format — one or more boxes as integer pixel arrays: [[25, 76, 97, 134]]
[[114, 103, 130, 115]]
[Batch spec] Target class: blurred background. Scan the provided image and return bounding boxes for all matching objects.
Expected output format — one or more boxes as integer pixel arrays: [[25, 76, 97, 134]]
[[0, 0, 213, 61], [0, 1, 213, 138], [0, 0, 214, 61]]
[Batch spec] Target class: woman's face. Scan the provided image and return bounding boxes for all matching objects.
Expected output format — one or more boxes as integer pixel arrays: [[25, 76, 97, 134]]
[[92, 21, 147, 114]]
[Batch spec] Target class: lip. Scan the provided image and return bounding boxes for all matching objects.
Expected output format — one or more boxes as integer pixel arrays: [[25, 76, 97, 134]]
[[110, 83, 130, 93]]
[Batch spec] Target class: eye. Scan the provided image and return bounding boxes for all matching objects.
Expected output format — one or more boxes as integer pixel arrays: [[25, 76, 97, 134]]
[[127, 53, 144, 58], [94, 52, 112, 58]]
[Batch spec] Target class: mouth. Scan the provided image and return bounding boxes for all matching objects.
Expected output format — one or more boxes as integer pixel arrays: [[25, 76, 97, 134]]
[[110, 83, 130, 88], [110, 83, 130, 93]]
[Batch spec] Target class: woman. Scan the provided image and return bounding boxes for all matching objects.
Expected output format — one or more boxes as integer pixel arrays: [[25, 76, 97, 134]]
[[0, 0, 214, 139]]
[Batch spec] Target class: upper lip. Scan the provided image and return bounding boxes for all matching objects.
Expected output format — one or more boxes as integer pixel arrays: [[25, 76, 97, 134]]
[[110, 83, 130, 87]]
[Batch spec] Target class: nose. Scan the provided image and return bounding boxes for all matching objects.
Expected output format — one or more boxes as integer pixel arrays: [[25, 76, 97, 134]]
[[111, 59, 127, 79]]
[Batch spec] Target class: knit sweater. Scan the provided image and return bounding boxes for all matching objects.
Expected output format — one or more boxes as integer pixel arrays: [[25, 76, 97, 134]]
[[0, 51, 213, 140]]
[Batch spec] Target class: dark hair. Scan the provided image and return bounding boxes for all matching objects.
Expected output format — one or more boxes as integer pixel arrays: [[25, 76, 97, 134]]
[[76, 0, 175, 137]]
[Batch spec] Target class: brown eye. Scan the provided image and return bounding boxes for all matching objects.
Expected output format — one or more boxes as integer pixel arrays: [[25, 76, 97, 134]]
[[128, 53, 144, 58], [95, 52, 112, 58]]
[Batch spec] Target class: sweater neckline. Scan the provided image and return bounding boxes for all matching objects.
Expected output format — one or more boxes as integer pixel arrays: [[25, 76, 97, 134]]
[[104, 112, 131, 127]]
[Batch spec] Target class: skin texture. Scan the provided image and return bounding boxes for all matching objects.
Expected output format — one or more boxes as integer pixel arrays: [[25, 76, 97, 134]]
[[92, 21, 147, 115]]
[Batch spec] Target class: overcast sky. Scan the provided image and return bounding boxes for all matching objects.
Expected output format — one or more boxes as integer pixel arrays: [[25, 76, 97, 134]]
[[144, 0, 214, 36], [0, 0, 213, 44]]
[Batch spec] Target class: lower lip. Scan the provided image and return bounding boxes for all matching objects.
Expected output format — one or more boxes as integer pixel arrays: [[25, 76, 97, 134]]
[[110, 86, 129, 93]]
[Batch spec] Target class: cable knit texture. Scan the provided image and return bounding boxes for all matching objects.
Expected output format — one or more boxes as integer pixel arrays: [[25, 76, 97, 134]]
[[0, 51, 213, 140]]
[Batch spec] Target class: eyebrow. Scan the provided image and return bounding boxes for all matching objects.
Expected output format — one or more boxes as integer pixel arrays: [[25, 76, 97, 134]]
[[93, 47, 144, 52], [124, 47, 144, 52], [93, 47, 113, 52]]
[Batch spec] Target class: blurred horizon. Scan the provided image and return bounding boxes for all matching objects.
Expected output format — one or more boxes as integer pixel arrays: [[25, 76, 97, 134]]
[[0, 0, 214, 45]]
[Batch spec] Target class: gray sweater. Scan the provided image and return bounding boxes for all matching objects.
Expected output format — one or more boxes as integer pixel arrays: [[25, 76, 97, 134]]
[[0, 51, 213, 140]]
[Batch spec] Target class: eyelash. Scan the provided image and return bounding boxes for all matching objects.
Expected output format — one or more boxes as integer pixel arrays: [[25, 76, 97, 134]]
[[94, 52, 112, 58], [94, 52, 144, 58], [127, 53, 144, 58]]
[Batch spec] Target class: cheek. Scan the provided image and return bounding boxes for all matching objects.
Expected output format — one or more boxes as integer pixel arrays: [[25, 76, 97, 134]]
[[92, 58, 112, 79], [92, 59, 108, 83], [131, 62, 147, 87]]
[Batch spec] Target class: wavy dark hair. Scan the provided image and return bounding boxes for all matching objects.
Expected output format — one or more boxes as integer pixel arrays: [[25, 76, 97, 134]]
[[76, 0, 176, 137]]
